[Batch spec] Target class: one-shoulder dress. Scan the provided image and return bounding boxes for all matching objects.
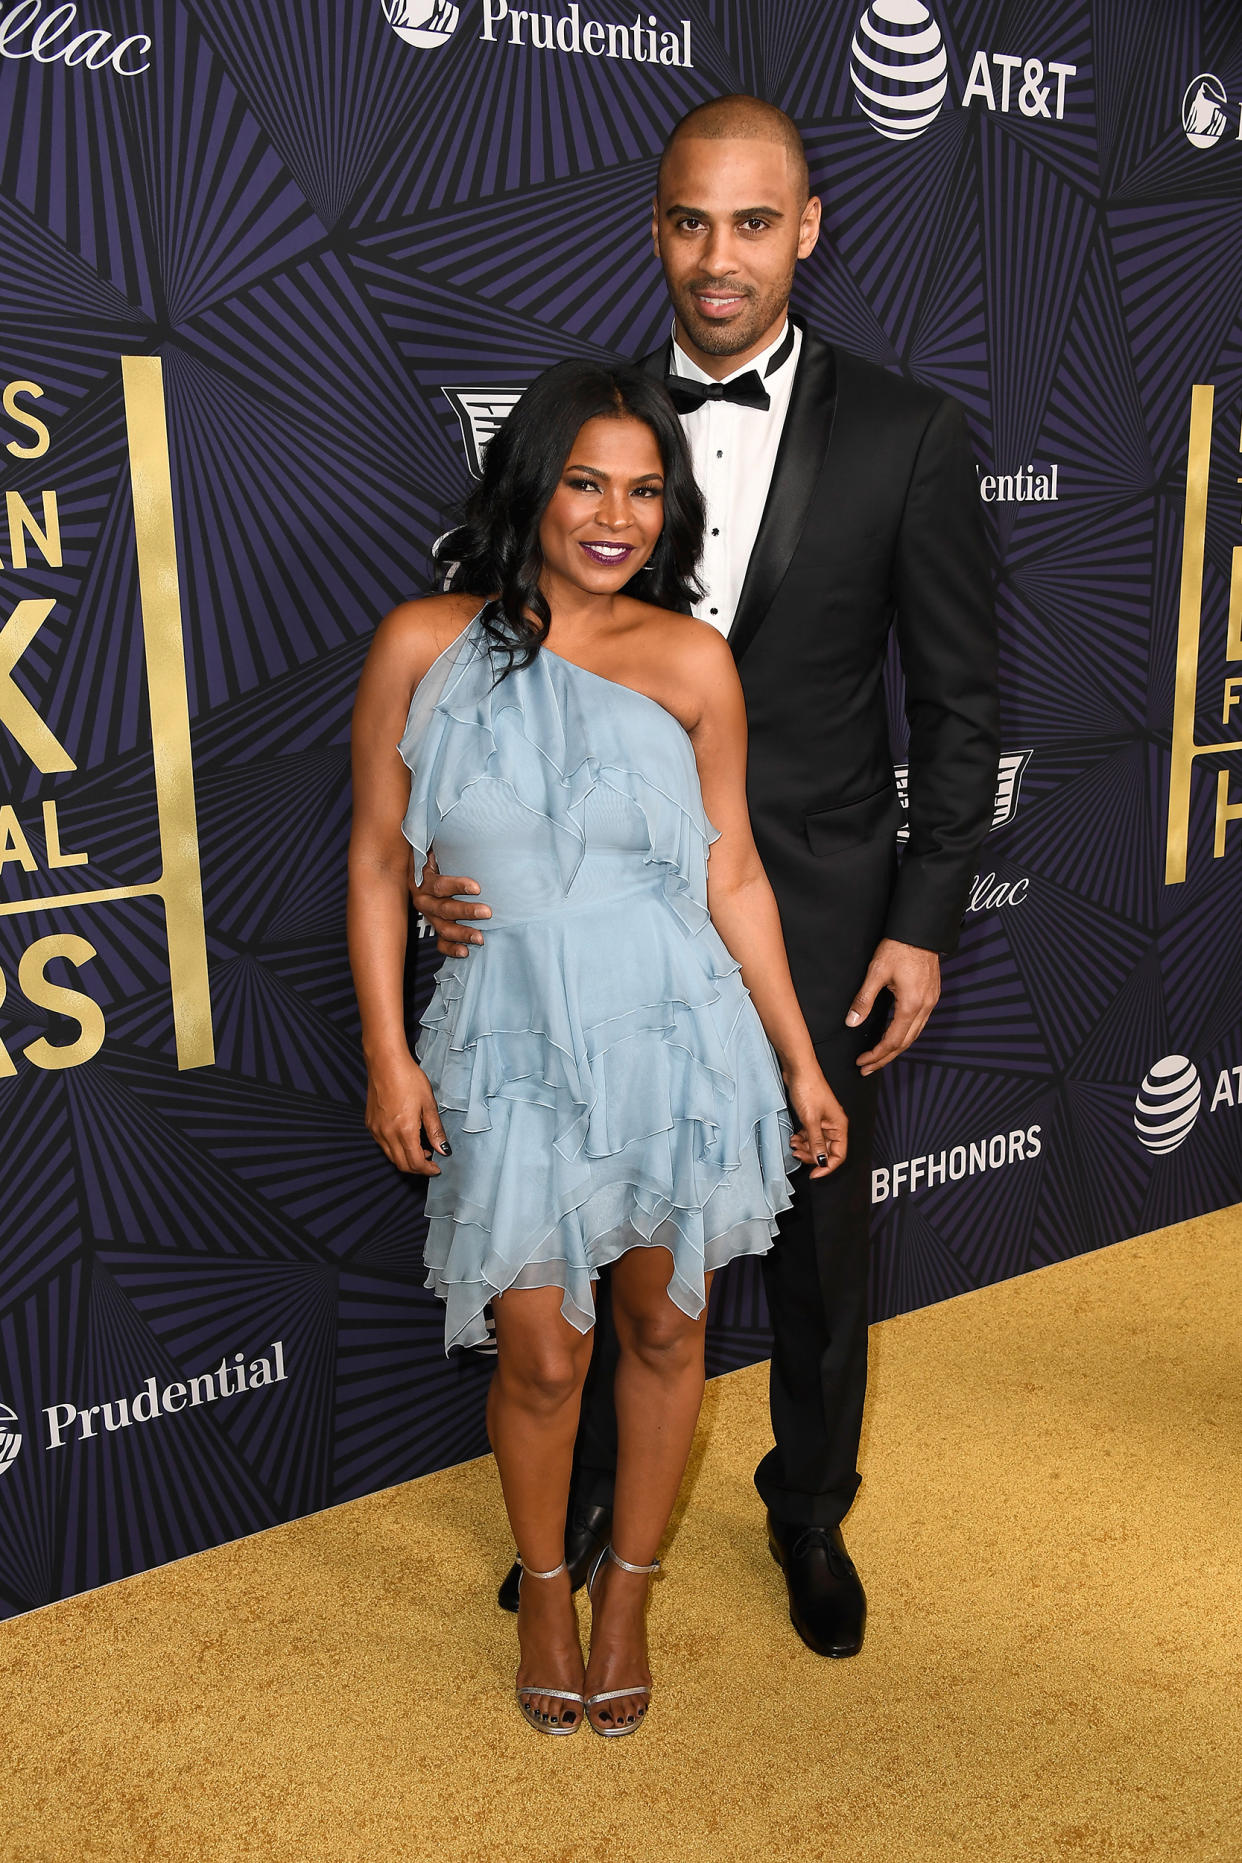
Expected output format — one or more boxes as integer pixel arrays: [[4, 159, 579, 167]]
[[399, 613, 796, 1353]]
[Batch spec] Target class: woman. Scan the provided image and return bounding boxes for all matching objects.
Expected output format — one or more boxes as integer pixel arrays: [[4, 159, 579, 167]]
[[348, 361, 847, 1738]]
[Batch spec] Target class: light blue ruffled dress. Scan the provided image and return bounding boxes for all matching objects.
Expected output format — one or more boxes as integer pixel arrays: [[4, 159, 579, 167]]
[[400, 612, 796, 1353]]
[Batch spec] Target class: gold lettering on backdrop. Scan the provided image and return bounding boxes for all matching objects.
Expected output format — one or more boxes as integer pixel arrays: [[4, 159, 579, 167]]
[[43, 799, 87, 868], [1165, 387, 1242, 881], [1214, 769, 1242, 858], [1227, 548, 1242, 659], [2, 380, 50, 459], [18, 933, 106, 1071], [0, 803, 37, 870], [0, 964, 14, 1075], [5, 489, 61, 568], [0, 598, 74, 770], [0, 357, 214, 1070]]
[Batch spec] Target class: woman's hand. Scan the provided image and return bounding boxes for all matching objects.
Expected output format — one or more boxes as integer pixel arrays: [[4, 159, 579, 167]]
[[365, 1053, 450, 1176], [785, 1068, 849, 1179]]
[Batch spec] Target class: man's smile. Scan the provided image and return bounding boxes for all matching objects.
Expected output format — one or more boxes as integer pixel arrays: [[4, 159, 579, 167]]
[[692, 287, 751, 317]]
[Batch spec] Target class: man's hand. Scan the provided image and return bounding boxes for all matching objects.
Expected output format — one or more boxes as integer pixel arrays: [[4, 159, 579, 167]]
[[410, 849, 490, 958], [846, 937, 941, 1076]]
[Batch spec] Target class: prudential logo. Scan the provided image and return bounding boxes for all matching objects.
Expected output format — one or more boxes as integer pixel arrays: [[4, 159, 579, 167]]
[[1182, 74, 1228, 148], [0, 1403, 22, 1477], [382, 0, 461, 48], [849, 1, 948, 143]]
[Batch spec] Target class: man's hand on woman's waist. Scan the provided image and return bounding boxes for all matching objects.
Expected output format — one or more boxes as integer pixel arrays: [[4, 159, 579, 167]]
[[409, 849, 491, 957]]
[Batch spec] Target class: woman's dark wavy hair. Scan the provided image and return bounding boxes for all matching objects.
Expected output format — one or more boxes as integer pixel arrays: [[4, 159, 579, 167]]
[[434, 359, 704, 673]]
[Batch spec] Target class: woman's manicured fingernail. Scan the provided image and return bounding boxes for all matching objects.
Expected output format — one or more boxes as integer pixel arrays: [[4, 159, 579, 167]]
[[817, 1153, 828, 1166], [439, 1141, 452, 1156], [846, 1010, 862, 1027]]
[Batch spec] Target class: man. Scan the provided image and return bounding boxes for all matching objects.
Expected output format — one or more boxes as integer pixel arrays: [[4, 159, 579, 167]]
[[413, 97, 998, 1659]]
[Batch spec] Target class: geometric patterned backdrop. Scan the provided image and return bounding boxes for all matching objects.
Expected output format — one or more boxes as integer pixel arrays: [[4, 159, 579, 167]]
[[0, 0, 1239, 1616]]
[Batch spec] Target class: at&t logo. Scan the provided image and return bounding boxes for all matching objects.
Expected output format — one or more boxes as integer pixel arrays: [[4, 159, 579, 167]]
[[382, 0, 460, 48], [849, 2, 1078, 142], [849, 1, 948, 143], [1134, 1056, 1201, 1154], [0, 1402, 22, 1477], [1134, 1053, 1242, 1155], [1182, 74, 1231, 149]]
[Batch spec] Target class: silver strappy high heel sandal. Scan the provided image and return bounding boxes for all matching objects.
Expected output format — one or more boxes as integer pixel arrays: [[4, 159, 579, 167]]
[[513, 1558, 585, 1736], [585, 1544, 660, 1738]]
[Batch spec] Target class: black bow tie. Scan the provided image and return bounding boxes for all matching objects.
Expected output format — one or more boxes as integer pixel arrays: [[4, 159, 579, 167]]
[[664, 319, 796, 416], [664, 370, 770, 414]]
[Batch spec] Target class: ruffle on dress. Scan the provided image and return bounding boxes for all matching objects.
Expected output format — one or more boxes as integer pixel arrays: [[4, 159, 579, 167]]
[[399, 615, 796, 1353], [402, 620, 717, 934]]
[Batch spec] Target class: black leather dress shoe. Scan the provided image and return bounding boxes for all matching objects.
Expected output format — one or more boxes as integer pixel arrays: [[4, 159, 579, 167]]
[[767, 1513, 866, 1657], [497, 1502, 613, 1613]]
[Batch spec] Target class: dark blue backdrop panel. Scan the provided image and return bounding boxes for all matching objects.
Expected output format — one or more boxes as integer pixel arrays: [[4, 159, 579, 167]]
[[0, 0, 1239, 1614]]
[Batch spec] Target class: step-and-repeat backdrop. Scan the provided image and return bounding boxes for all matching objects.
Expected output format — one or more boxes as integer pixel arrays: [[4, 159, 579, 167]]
[[0, 0, 1239, 1614]]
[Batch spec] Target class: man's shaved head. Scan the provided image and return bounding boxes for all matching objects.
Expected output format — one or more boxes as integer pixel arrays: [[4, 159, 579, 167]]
[[658, 95, 810, 204], [652, 92, 821, 373]]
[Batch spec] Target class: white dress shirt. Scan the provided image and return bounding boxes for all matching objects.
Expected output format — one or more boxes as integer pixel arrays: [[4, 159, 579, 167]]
[[667, 319, 802, 637]]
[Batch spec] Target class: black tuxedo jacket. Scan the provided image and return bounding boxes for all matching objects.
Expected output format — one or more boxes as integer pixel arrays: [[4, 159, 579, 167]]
[[643, 323, 999, 1042]]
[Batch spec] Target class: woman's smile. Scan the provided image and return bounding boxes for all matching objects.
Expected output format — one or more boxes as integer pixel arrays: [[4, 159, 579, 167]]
[[579, 539, 636, 565]]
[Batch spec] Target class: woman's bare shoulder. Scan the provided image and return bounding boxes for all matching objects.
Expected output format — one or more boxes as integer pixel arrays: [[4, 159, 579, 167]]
[[621, 599, 730, 665], [377, 590, 484, 653], [616, 600, 740, 733], [355, 593, 486, 723], [639, 605, 738, 693]]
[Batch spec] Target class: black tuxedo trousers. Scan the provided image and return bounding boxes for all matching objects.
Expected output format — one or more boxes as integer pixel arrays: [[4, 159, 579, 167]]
[[571, 873, 895, 1530], [565, 328, 998, 1531]]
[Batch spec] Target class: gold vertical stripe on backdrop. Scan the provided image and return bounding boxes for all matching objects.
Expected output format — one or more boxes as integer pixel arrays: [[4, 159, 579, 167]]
[[1164, 384, 1215, 886], [1227, 547, 1242, 661], [121, 355, 214, 1069]]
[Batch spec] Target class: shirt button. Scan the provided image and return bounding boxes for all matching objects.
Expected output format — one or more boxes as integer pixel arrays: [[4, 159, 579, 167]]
[[710, 607, 719, 615], [716, 450, 723, 459], [711, 527, 719, 536]]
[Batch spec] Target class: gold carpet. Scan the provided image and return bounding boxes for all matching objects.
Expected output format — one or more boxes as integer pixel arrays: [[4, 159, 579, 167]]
[[1, 1209, 1239, 1863]]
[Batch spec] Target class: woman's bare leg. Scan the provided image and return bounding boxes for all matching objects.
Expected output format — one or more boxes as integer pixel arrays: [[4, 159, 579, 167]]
[[584, 1247, 713, 1730], [489, 1285, 595, 1727]]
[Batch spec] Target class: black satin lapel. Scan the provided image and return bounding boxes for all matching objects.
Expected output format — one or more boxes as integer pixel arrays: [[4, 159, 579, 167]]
[[638, 341, 672, 381], [728, 335, 838, 664]]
